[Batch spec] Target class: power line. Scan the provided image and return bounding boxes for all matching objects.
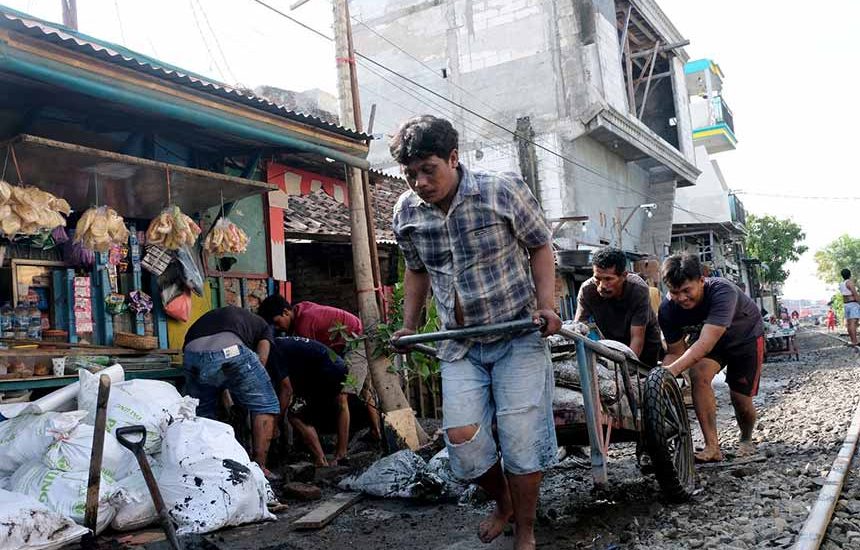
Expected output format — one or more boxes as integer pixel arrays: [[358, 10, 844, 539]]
[[113, 0, 127, 45], [734, 191, 860, 201], [248, 0, 720, 223], [193, 0, 238, 85], [346, 8, 721, 223], [188, 0, 227, 82], [349, 14, 508, 121]]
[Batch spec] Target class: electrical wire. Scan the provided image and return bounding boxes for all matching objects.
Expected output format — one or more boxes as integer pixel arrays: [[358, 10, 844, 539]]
[[193, 0, 239, 85], [248, 0, 720, 223], [113, 0, 127, 45], [189, 0, 228, 82], [733, 191, 860, 202]]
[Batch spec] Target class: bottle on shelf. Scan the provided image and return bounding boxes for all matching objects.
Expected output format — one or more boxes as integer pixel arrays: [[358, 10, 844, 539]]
[[27, 302, 42, 341], [13, 301, 28, 340], [0, 303, 12, 339]]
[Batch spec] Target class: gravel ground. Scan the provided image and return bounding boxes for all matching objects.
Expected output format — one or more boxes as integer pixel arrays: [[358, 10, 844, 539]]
[[131, 329, 860, 550]]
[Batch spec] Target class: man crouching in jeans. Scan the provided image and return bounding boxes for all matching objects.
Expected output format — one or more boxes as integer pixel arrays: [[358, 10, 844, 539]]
[[389, 115, 561, 550]]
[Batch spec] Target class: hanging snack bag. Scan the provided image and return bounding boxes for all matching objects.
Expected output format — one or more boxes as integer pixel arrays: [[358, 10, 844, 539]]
[[146, 206, 201, 250], [204, 217, 249, 255], [75, 206, 129, 252]]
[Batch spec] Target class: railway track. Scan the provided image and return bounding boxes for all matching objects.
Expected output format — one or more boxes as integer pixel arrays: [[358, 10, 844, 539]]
[[794, 396, 860, 550]]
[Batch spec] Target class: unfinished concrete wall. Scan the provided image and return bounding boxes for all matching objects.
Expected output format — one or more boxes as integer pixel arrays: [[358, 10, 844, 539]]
[[352, 0, 562, 168], [674, 145, 731, 224], [351, 0, 685, 256], [552, 134, 652, 251], [670, 57, 695, 162], [640, 178, 677, 258]]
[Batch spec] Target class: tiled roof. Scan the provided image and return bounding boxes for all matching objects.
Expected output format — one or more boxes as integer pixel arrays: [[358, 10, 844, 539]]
[[284, 176, 407, 244], [0, 6, 369, 141]]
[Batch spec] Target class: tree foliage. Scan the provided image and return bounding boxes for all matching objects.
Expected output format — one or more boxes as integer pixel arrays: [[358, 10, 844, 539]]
[[745, 214, 807, 285], [814, 234, 860, 285]]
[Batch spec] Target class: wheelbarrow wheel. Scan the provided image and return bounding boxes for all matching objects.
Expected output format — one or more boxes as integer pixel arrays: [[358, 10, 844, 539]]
[[643, 367, 695, 502]]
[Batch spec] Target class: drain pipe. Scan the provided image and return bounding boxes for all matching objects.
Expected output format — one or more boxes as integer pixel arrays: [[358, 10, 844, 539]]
[[793, 398, 860, 550]]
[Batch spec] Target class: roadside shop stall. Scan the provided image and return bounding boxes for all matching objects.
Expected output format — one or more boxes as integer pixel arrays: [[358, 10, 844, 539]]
[[0, 134, 273, 402]]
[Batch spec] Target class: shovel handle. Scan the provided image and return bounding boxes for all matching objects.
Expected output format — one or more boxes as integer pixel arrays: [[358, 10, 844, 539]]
[[115, 425, 148, 456]]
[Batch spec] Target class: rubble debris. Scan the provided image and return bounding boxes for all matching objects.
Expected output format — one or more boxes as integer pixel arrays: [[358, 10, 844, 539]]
[[338, 449, 465, 501], [283, 481, 322, 501]]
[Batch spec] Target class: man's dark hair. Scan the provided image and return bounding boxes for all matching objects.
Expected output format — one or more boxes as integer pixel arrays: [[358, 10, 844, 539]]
[[842, 268, 851, 280], [258, 294, 292, 324], [389, 115, 459, 165], [591, 247, 627, 276], [662, 253, 703, 288]]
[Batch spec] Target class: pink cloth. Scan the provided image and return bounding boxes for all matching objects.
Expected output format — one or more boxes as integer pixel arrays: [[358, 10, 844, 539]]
[[292, 301, 363, 354]]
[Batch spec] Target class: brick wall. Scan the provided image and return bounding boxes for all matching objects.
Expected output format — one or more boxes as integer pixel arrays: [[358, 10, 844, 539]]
[[285, 242, 394, 314]]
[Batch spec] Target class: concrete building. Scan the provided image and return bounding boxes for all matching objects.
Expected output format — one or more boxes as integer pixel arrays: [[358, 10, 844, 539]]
[[350, 0, 700, 293], [671, 59, 754, 297]]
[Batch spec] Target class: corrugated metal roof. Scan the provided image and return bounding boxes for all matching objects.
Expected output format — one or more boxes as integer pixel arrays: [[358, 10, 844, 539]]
[[0, 5, 370, 141]]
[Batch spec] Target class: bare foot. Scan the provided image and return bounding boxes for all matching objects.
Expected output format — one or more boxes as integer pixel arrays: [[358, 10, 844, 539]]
[[736, 440, 757, 457], [694, 447, 724, 463], [478, 506, 512, 544], [514, 531, 536, 550], [314, 458, 330, 468]]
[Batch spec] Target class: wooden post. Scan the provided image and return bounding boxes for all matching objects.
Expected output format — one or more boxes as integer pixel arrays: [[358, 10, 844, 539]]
[[84, 375, 110, 535], [637, 40, 661, 119], [333, 0, 424, 449], [624, 36, 636, 116], [61, 0, 78, 30]]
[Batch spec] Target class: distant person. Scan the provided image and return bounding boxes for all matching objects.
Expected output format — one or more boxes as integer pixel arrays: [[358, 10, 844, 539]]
[[637, 271, 662, 316], [575, 247, 663, 366], [839, 269, 860, 346], [827, 307, 837, 332], [658, 254, 764, 463]]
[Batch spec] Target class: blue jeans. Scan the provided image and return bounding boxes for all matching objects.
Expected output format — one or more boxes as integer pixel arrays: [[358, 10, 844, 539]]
[[441, 331, 558, 480], [183, 345, 279, 418]]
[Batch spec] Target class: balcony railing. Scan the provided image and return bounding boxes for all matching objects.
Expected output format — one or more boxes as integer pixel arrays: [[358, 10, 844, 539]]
[[709, 96, 734, 135], [729, 194, 746, 226]]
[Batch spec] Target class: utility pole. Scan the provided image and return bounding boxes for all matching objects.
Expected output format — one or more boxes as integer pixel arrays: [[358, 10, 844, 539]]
[[61, 0, 78, 30], [331, 0, 423, 449]]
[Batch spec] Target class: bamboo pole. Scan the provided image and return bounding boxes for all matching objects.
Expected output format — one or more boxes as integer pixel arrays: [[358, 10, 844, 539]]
[[333, 0, 425, 449]]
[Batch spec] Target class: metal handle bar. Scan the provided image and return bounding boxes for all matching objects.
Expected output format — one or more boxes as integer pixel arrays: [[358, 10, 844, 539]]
[[392, 318, 542, 346], [557, 327, 630, 364]]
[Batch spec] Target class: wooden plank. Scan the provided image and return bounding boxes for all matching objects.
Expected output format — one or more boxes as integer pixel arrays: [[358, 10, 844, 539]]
[[629, 40, 690, 59], [292, 492, 362, 530], [638, 40, 661, 119], [624, 37, 636, 116], [618, 5, 632, 51]]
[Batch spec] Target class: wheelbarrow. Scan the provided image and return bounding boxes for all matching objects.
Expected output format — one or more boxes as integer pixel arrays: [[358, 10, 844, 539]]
[[393, 318, 695, 501]]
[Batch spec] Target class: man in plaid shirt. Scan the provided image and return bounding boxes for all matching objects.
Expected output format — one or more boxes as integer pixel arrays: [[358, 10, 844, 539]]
[[391, 115, 560, 550]]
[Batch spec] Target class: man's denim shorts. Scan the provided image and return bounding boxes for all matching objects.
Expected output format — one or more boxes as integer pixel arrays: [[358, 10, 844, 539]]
[[440, 330, 558, 480], [845, 302, 860, 320], [183, 344, 279, 418]]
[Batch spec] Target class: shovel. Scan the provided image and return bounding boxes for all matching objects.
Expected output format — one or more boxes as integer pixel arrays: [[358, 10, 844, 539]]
[[116, 425, 182, 550]]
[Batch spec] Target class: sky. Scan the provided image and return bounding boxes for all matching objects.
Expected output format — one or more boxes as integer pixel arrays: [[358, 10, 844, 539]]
[[4, 0, 857, 301]]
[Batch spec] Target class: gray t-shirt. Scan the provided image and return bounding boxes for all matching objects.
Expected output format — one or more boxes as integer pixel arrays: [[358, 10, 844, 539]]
[[577, 273, 662, 351], [659, 277, 764, 353]]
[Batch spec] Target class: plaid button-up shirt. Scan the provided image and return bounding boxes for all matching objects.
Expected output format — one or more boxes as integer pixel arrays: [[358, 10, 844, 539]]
[[392, 164, 551, 361]]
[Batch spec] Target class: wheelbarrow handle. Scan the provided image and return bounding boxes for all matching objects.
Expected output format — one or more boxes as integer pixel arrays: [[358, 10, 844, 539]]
[[115, 425, 148, 455], [392, 318, 544, 347]]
